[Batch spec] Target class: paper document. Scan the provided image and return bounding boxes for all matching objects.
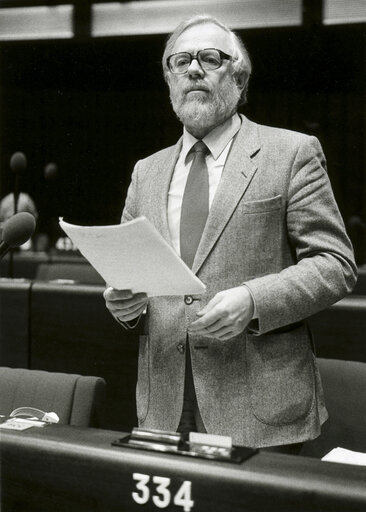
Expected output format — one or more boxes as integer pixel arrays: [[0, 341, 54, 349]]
[[322, 447, 366, 466], [59, 216, 206, 296]]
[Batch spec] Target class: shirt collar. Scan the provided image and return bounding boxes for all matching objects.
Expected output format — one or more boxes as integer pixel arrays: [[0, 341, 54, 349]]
[[181, 113, 241, 161]]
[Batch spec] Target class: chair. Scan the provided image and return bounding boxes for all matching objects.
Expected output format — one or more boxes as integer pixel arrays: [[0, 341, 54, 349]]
[[353, 266, 366, 294], [301, 358, 366, 458], [308, 296, 366, 363], [0, 367, 106, 428]]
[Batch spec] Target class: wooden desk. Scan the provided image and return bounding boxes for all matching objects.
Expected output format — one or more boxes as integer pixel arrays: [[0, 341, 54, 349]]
[[1, 425, 366, 512]]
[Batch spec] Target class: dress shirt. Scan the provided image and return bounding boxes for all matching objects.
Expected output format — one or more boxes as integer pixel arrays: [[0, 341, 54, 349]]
[[167, 112, 257, 319], [167, 113, 241, 256]]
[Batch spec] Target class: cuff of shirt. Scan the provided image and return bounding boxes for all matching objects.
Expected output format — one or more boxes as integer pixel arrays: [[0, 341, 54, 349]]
[[242, 284, 258, 319], [116, 311, 144, 330]]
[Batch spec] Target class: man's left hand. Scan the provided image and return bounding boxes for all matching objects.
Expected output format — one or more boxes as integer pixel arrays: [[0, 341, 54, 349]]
[[188, 286, 254, 340]]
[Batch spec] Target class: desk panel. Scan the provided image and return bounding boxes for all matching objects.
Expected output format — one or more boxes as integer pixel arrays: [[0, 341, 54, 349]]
[[1, 425, 366, 512], [30, 282, 139, 431], [0, 279, 30, 367]]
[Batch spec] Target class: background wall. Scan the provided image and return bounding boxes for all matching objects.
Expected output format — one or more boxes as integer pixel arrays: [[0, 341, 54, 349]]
[[0, 21, 365, 259]]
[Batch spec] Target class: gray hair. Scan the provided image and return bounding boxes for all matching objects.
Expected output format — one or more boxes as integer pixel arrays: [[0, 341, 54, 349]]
[[162, 15, 252, 105]]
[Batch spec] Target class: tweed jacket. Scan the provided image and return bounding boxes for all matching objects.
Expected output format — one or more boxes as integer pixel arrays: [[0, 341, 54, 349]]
[[121, 114, 357, 447]]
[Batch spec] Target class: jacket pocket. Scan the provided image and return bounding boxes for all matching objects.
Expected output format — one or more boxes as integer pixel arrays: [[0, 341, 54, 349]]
[[246, 327, 315, 426], [231, 195, 283, 272], [241, 194, 283, 214], [136, 335, 150, 424]]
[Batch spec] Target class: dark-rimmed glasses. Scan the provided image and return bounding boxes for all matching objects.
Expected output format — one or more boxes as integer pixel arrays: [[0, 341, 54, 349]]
[[167, 48, 234, 74]]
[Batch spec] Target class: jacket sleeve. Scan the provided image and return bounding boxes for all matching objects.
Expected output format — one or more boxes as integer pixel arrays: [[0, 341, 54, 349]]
[[121, 160, 141, 223], [117, 160, 146, 329], [244, 136, 357, 335]]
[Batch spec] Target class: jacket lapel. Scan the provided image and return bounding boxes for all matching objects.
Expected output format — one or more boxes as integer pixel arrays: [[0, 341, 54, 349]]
[[149, 139, 182, 245], [192, 116, 261, 274]]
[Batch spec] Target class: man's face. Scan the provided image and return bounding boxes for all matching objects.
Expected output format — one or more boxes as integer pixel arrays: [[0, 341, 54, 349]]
[[167, 23, 241, 137]]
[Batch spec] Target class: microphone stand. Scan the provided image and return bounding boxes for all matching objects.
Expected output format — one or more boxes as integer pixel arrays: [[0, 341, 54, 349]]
[[8, 152, 28, 278], [8, 177, 20, 279]]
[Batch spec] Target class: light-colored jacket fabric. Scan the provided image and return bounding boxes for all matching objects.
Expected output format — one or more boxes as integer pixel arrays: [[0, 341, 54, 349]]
[[122, 115, 357, 447]]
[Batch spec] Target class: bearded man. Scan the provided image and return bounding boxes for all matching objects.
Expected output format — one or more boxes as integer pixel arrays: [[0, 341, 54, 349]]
[[104, 15, 356, 453]]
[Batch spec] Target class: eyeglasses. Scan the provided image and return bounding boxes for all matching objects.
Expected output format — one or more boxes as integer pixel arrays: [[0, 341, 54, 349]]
[[167, 48, 234, 74]]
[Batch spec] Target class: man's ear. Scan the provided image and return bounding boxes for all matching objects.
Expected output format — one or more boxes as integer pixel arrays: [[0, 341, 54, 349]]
[[233, 71, 247, 92], [165, 71, 172, 86]]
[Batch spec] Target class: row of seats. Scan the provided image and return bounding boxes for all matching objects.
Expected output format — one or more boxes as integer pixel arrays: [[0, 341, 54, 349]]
[[301, 358, 366, 457], [2, 252, 366, 291], [1, 278, 366, 434], [0, 359, 364, 460], [0, 251, 105, 283], [0, 367, 106, 428], [0, 280, 138, 431]]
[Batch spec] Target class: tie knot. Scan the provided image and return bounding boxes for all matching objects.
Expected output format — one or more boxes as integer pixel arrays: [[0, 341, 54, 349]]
[[192, 141, 209, 155]]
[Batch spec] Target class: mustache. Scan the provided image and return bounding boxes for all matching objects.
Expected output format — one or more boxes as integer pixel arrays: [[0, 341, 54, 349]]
[[182, 82, 211, 94]]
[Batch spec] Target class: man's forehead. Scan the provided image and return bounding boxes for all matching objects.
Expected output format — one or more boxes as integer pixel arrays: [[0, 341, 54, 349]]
[[172, 23, 232, 53]]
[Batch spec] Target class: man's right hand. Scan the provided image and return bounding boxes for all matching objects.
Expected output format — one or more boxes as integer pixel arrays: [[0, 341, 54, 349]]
[[103, 287, 148, 323]]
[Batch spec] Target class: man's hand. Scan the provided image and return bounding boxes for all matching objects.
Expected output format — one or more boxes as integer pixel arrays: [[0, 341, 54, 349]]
[[104, 287, 148, 323], [188, 286, 254, 340]]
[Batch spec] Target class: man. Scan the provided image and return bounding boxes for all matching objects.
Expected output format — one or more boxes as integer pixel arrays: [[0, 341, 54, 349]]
[[104, 15, 356, 452]]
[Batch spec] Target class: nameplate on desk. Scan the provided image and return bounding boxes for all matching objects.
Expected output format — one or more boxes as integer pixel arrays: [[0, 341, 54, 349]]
[[112, 428, 257, 464]]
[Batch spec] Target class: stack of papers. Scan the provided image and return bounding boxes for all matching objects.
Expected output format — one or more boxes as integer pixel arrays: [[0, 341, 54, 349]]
[[59, 216, 206, 296]]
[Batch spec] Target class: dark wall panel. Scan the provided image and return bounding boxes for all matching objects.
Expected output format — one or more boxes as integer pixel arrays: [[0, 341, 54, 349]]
[[0, 26, 365, 258]]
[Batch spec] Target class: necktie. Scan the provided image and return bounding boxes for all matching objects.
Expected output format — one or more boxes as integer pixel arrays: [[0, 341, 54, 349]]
[[180, 141, 209, 268]]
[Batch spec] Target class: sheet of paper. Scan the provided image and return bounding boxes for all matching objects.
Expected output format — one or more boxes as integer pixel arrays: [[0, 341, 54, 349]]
[[322, 447, 366, 466], [59, 216, 206, 296]]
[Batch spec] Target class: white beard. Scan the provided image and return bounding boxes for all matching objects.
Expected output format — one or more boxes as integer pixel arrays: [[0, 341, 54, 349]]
[[170, 75, 241, 136]]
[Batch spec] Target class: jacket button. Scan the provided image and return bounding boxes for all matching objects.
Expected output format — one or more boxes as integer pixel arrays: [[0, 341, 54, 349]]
[[184, 295, 193, 305], [177, 343, 185, 354]]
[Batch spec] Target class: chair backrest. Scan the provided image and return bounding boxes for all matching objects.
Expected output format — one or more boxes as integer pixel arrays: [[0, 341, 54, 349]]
[[0, 367, 106, 427], [353, 266, 366, 294], [36, 262, 105, 285], [308, 296, 366, 363], [301, 358, 366, 458]]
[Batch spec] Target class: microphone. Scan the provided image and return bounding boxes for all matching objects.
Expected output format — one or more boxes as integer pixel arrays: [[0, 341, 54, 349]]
[[10, 152, 27, 175], [0, 212, 36, 260], [348, 216, 366, 230], [44, 162, 58, 182], [10, 152, 27, 214]]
